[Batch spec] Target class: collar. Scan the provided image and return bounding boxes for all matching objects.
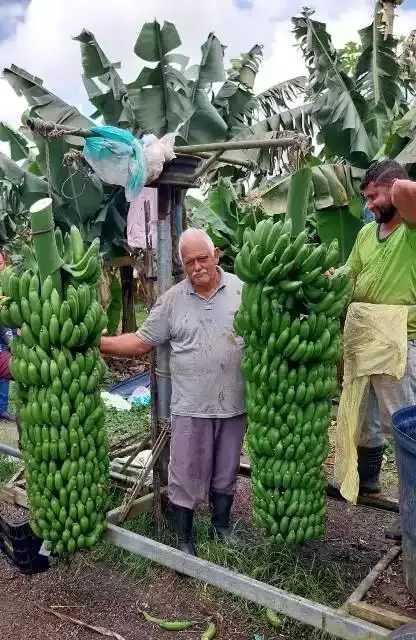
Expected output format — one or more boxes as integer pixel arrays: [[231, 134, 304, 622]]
[[185, 267, 226, 298]]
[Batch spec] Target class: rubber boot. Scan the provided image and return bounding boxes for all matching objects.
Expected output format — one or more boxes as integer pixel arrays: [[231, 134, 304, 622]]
[[170, 504, 196, 556], [210, 492, 242, 544], [357, 446, 383, 497]]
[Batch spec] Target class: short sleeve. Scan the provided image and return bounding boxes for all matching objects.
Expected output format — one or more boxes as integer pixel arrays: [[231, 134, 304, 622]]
[[136, 295, 170, 347], [404, 224, 416, 251]]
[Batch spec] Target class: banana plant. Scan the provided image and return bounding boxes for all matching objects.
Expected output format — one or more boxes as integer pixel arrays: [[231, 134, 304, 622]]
[[292, 2, 410, 168]]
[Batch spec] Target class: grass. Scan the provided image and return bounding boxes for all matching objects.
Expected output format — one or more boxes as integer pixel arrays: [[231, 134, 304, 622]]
[[100, 511, 352, 605], [135, 300, 148, 327], [105, 404, 150, 444], [0, 454, 20, 483], [92, 508, 349, 640]]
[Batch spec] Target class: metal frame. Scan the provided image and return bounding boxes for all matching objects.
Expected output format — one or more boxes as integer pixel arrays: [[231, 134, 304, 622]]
[[106, 514, 390, 640], [0, 444, 401, 638]]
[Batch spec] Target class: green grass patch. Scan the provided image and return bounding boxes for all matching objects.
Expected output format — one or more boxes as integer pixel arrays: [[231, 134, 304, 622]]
[[0, 454, 20, 483], [135, 301, 148, 327], [105, 405, 150, 443]]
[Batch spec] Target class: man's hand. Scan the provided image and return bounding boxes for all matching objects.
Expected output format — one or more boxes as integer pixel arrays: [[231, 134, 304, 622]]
[[100, 333, 152, 358], [324, 267, 336, 277]]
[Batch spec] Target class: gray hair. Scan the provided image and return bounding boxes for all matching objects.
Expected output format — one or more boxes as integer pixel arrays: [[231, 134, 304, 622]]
[[178, 228, 215, 264]]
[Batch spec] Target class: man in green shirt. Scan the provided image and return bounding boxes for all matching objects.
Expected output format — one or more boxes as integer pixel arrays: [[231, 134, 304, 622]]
[[338, 160, 416, 540]]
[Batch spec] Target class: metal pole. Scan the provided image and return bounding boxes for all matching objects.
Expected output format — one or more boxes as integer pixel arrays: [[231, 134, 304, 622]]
[[155, 185, 174, 484], [0, 443, 21, 458], [156, 185, 173, 414], [174, 137, 306, 154]]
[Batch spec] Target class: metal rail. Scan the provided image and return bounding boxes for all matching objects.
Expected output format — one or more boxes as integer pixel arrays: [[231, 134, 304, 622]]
[[0, 442, 20, 458], [106, 523, 389, 640]]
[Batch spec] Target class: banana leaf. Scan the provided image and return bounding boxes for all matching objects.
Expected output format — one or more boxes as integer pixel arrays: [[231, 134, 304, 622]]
[[316, 205, 363, 264]]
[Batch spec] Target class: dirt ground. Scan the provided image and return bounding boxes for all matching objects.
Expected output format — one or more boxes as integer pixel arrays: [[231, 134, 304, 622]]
[[366, 555, 416, 620], [0, 476, 401, 640], [103, 355, 148, 384]]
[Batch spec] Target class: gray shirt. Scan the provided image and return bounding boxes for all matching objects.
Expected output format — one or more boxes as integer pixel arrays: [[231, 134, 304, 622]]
[[136, 269, 245, 418]]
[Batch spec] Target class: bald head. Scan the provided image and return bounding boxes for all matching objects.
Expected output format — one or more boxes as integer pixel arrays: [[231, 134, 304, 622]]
[[178, 228, 220, 294]]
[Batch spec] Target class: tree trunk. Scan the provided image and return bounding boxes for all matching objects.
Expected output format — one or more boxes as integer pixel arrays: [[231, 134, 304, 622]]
[[120, 265, 136, 333]]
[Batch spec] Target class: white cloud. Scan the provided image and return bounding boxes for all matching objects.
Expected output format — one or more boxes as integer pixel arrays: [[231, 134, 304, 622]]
[[0, 0, 414, 131]]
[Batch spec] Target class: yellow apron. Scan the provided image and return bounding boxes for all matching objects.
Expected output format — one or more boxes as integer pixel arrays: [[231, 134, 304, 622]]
[[334, 302, 408, 503]]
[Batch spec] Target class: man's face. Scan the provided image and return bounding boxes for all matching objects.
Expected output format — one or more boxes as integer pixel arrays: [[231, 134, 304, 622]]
[[363, 181, 397, 223], [181, 237, 219, 289]]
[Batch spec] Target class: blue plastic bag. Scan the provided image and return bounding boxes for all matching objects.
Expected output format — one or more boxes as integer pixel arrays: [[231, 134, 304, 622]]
[[84, 126, 146, 201]]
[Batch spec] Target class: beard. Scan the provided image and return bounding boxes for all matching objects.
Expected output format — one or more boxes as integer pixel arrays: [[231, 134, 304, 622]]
[[375, 204, 397, 223]]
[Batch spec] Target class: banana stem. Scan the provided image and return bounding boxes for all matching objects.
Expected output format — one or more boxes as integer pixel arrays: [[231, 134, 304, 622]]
[[30, 197, 63, 296]]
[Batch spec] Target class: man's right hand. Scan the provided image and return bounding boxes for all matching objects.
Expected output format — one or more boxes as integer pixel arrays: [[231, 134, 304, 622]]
[[324, 267, 336, 277], [100, 333, 152, 358]]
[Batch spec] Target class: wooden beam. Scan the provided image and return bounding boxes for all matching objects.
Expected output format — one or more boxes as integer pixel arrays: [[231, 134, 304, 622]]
[[109, 438, 151, 460], [0, 485, 28, 508], [109, 470, 136, 486], [347, 601, 414, 631], [343, 546, 402, 609], [106, 524, 389, 640], [106, 488, 166, 524], [326, 482, 400, 513]]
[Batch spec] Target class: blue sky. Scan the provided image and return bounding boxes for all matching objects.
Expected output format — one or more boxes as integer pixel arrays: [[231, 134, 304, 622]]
[[0, 0, 415, 131], [0, 0, 31, 42]]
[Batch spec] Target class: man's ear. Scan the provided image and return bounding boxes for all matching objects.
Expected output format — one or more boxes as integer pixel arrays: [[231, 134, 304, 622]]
[[214, 247, 220, 263]]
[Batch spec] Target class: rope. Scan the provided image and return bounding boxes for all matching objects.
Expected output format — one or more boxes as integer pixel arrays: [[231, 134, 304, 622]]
[[45, 141, 53, 199], [60, 169, 87, 201], [42, 127, 88, 203]]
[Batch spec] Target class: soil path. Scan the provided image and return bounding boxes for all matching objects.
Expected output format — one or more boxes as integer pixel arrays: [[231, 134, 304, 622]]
[[0, 478, 399, 640]]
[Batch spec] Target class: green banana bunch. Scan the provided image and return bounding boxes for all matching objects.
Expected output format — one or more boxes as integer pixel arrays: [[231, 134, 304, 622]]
[[0, 232, 109, 555], [54, 226, 102, 287], [233, 220, 352, 545]]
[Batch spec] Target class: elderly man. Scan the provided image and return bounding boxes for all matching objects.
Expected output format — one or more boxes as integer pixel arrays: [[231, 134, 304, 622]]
[[332, 160, 416, 540], [100, 229, 246, 555]]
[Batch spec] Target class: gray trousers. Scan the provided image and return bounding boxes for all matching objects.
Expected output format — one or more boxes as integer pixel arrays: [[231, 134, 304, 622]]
[[168, 414, 247, 510], [359, 341, 416, 449]]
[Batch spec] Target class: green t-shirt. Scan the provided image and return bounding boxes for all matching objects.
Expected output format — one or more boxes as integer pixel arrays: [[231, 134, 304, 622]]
[[346, 221, 416, 338]]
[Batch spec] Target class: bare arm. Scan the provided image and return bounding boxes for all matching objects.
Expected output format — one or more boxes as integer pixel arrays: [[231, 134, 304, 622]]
[[100, 333, 152, 358], [391, 179, 416, 225]]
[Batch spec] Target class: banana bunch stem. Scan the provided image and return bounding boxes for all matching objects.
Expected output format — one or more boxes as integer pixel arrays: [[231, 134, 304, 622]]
[[30, 198, 63, 296]]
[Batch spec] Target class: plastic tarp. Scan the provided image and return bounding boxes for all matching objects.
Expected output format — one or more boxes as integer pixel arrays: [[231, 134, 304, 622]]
[[334, 302, 408, 503]]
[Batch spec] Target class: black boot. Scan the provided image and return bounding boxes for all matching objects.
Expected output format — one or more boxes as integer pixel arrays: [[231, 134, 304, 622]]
[[170, 504, 196, 556], [357, 446, 383, 496], [210, 492, 241, 544]]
